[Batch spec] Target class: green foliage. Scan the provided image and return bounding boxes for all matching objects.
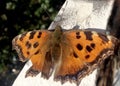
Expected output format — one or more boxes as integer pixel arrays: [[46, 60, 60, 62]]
[[0, 0, 65, 85]]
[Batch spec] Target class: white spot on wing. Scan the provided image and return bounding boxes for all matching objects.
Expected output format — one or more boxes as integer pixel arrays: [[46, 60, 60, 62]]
[[91, 31, 98, 36], [107, 35, 112, 41]]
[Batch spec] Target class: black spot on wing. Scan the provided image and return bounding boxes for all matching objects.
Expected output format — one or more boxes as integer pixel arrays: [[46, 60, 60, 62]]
[[73, 52, 78, 58], [76, 44, 83, 50], [90, 43, 95, 49], [76, 32, 81, 39], [76, 32, 80, 35], [19, 32, 27, 41], [27, 51, 30, 55], [26, 41, 31, 49], [85, 55, 90, 59], [84, 31, 93, 40], [76, 35, 81, 39], [33, 42, 39, 48], [86, 45, 92, 52], [37, 32, 42, 38], [29, 31, 36, 39], [34, 50, 40, 55]]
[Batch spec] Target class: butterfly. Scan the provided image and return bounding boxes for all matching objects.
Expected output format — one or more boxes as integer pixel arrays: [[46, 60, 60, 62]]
[[12, 25, 119, 86]]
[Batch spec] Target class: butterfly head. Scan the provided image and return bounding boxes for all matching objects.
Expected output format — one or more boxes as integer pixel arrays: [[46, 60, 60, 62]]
[[52, 25, 63, 43]]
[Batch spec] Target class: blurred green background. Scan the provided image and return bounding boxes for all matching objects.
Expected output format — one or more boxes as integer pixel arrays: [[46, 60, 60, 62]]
[[0, 0, 65, 85]]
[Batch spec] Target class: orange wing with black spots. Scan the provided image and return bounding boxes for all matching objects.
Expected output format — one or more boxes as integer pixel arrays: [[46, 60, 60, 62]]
[[12, 30, 53, 77], [54, 30, 118, 85], [12, 26, 119, 86]]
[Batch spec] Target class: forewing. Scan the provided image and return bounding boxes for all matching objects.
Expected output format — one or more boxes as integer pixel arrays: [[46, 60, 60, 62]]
[[12, 30, 52, 77], [54, 30, 118, 85]]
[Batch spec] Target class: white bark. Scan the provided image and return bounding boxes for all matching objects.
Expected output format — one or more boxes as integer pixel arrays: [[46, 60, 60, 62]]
[[13, 0, 117, 86]]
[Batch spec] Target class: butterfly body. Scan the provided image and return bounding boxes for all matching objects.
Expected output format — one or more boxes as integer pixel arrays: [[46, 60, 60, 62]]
[[51, 26, 63, 63], [12, 25, 118, 85]]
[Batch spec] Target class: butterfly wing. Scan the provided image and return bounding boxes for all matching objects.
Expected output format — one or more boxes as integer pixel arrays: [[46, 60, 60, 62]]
[[12, 30, 53, 77], [54, 30, 118, 84]]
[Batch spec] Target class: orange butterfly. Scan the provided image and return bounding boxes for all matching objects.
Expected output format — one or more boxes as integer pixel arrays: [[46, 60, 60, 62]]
[[12, 25, 119, 86]]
